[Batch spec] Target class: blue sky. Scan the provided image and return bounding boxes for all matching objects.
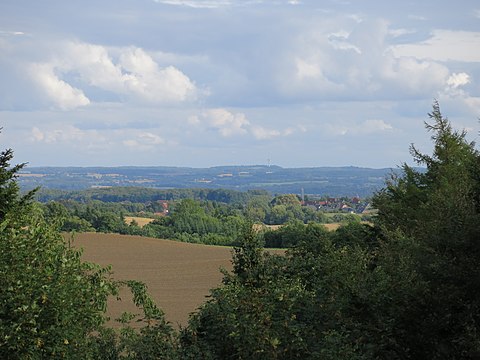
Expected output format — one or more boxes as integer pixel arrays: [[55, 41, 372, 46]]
[[0, 0, 479, 168]]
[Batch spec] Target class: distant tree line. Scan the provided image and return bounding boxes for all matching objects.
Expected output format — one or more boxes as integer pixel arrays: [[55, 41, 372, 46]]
[[38, 188, 367, 246], [36, 187, 270, 206]]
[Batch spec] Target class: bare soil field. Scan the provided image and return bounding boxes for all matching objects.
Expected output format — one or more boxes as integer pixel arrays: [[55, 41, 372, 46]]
[[70, 233, 234, 327]]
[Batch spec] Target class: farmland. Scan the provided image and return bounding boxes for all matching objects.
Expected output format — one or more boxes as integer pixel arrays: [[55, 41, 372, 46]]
[[71, 232, 236, 326]]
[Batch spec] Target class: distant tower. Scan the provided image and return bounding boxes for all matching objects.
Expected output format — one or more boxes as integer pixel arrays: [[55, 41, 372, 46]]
[[301, 187, 305, 204], [267, 158, 271, 167]]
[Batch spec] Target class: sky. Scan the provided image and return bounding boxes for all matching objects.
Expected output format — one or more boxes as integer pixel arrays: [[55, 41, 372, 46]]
[[0, 0, 479, 168]]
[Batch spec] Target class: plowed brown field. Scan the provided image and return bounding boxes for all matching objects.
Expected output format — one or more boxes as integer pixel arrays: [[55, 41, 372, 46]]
[[70, 233, 234, 327]]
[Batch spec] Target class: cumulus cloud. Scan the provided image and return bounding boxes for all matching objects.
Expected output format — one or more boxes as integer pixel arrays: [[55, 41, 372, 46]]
[[29, 41, 198, 109], [122, 131, 165, 150], [202, 108, 250, 137], [155, 0, 232, 8], [388, 28, 416, 38], [154, 0, 273, 8], [30, 124, 167, 154], [381, 56, 450, 94], [0, 30, 26, 36], [191, 108, 295, 140], [29, 64, 90, 110], [391, 30, 480, 62], [439, 72, 479, 114], [251, 126, 296, 140], [29, 125, 99, 144], [361, 119, 393, 133], [119, 47, 197, 103], [251, 126, 281, 140], [464, 96, 480, 111], [408, 14, 427, 21], [279, 18, 453, 100], [324, 119, 393, 136], [328, 31, 362, 54], [446, 72, 470, 88], [295, 58, 322, 80]]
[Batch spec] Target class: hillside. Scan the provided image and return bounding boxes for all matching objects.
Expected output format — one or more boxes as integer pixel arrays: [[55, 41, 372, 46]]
[[20, 165, 398, 196]]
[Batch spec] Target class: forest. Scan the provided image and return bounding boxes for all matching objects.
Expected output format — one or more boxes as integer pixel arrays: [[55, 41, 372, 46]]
[[37, 186, 369, 247], [2, 102, 480, 358]]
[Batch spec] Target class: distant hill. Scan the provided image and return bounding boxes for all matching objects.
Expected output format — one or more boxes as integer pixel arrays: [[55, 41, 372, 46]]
[[19, 165, 400, 197]]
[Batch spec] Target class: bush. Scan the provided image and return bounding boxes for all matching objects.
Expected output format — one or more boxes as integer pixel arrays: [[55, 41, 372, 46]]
[[0, 215, 118, 358]]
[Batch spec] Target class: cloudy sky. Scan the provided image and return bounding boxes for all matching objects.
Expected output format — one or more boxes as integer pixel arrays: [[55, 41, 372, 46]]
[[1, 0, 479, 168]]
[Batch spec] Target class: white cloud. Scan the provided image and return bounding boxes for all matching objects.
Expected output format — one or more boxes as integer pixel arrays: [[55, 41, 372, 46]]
[[438, 72, 479, 116], [31, 127, 45, 142], [295, 58, 322, 80], [119, 47, 197, 103], [63, 42, 125, 92], [328, 31, 362, 53], [464, 96, 480, 111], [251, 126, 281, 140], [408, 14, 427, 21], [187, 115, 201, 125], [192, 108, 295, 140], [250, 126, 296, 140], [381, 56, 450, 94], [29, 125, 97, 144], [0, 30, 26, 36], [30, 124, 166, 153], [388, 28, 416, 38], [137, 132, 165, 145], [281, 19, 451, 99], [391, 30, 480, 62], [122, 132, 165, 150], [29, 63, 90, 110], [324, 119, 393, 136], [202, 108, 250, 137], [28, 41, 198, 109], [446, 72, 470, 88], [361, 119, 393, 133], [154, 0, 232, 8], [346, 14, 364, 24]]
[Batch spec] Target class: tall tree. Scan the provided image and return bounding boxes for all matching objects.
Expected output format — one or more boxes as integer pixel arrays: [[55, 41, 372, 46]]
[[0, 138, 37, 222], [373, 101, 480, 357]]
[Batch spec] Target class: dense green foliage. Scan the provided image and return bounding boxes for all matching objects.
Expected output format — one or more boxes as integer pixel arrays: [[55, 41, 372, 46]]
[[143, 199, 247, 245], [0, 144, 176, 358], [0, 146, 116, 358], [36, 187, 270, 206], [38, 189, 364, 246], [180, 102, 480, 358], [0, 147, 36, 222], [0, 220, 116, 358], [372, 102, 480, 357]]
